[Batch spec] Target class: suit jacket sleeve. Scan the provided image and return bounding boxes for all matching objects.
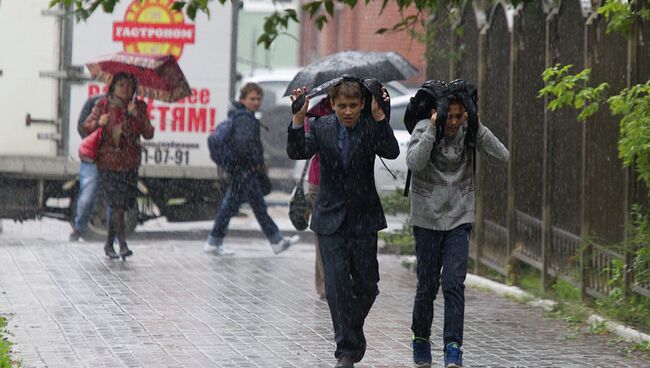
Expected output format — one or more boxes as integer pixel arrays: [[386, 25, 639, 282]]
[[372, 118, 400, 159], [287, 121, 319, 160]]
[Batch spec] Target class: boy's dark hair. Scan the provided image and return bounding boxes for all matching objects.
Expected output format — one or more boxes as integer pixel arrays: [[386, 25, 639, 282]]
[[108, 72, 137, 98], [239, 82, 264, 100], [329, 80, 363, 101], [448, 98, 465, 109]]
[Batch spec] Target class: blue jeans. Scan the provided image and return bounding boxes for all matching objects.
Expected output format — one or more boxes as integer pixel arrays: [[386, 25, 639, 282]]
[[210, 171, 281, 243], [411, 224, 472, 346], [74, 161, 100, 232]]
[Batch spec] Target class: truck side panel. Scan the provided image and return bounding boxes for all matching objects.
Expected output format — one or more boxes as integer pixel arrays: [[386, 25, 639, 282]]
[[69, 0, 233, 173], [0, 0, 60, 157]]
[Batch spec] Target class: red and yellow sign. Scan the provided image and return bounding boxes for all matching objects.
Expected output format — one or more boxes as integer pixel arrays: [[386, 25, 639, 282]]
[[113, 0, 195, 59]]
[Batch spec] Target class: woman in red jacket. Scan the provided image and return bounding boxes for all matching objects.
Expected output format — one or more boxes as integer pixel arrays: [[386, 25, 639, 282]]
[[83, 73, 154, 259]]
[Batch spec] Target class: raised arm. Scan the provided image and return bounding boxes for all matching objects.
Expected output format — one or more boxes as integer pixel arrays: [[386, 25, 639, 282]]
[[81, 98, 107, 137], [476, 123, 509, 166], [287, 87, 319, 160], [406, 119, 436, 171], [131, 100, 154, 140], [370, 87, 399, 159], [287, 118, 320, 160], [372, 117, 399, 159]]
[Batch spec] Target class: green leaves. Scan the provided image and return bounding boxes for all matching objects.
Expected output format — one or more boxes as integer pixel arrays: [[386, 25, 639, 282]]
[[302, 1, 322, 17], [171, 1, 186, 11], [609, 80, 650, 184], [49, 0, 209, 21], [48, 0, 646, 48], [538, 64, 609, 122], [539, 64, 650, 192], [256, 9, 300, 49], [598, 0, 650, 36], [598, 0, 633, 36]]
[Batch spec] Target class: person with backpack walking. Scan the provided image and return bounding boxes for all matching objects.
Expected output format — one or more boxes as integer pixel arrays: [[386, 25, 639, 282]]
[[288, 79, 399, 368], [405, 79, 509, 368], [205, 82, 298, 256], [69, 93, 106, 241]]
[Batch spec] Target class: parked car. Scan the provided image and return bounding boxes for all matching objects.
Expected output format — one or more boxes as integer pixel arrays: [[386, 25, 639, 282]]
[[292, 93, 414, 194], [375, 93, 412, 193]]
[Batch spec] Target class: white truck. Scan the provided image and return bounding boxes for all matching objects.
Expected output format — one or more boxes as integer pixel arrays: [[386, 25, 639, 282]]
[[0, 0, 239, 235]]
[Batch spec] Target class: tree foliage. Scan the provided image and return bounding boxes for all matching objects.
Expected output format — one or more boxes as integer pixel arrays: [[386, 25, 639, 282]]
[[49, 0, 532, 48], [597, 0, 650, 36], [539, 65, 650, 188], [538, 64, 609, 122]]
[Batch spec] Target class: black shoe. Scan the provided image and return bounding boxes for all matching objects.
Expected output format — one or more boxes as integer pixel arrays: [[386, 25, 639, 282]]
[[119, 245, 133, 261], [69, 230, 81, 242], [334, 356, 355, 368], [104, 245, 119, 259], [412, 337, 432, 367]]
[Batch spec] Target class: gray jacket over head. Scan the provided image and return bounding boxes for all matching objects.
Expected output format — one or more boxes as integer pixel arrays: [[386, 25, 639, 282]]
[[406, 119, 509, 231]]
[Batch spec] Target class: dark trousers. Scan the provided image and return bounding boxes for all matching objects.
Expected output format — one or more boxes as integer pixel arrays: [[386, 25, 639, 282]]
[[411, 223, 472, 346], [319, 218, 379, 363], [210, 171, 280, 242]]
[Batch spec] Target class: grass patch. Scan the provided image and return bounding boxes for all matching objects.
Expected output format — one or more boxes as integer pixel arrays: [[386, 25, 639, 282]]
[[380, 189, 410, 216], [378, 223, 414, 255], [379, 190, 415, 255], [0, 316, 18, 367], [506, 262, 650, 355], [594, 293, 650, 334]]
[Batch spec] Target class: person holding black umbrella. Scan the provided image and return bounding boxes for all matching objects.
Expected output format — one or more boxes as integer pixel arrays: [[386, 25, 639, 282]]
[[287, 79, 399, 368], [405, 79, 508, 367]]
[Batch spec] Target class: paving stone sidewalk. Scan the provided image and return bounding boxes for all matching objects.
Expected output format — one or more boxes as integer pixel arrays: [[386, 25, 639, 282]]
[[0, 222, 649, 367]]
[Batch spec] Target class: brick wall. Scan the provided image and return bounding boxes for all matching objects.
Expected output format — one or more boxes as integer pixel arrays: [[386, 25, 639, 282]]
[[299, 1, 426, 86]]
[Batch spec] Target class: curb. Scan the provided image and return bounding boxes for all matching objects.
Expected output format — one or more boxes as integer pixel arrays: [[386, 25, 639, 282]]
[[399, 255, 650, 345], [131, 227, 316, 243], [587, 315, 650, 345]]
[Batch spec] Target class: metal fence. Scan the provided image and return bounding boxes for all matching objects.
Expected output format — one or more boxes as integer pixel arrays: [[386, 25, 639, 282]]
[[425, 0, 650, 299]]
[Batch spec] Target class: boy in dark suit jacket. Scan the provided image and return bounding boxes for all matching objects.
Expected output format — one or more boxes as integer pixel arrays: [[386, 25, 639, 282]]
[[287, 80, 399, 368]]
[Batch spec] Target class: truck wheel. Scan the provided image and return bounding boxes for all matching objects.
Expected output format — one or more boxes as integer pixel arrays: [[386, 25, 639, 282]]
[[260, 105, 294, 168], [70, 195, 139, 241]]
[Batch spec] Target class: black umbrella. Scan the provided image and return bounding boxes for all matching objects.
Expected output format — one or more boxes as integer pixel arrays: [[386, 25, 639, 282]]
[[283, 50, 418, 96], [290, 76, 390, 122]]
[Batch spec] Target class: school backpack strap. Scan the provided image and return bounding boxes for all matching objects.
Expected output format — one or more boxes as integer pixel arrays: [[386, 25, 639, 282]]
[[403, 169, 412, 197]]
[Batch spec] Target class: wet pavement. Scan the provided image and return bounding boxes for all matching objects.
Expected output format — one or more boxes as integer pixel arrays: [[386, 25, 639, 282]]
[[0, 218, 649, 367]]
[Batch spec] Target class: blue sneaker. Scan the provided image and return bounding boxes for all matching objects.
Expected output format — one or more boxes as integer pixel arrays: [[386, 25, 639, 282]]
[[412, 337, 432, 367], [444, 342, 463, 367]]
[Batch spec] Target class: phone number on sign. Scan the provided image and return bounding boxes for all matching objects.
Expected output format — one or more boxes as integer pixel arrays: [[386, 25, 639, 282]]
[[141, 147, 190, 166]]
